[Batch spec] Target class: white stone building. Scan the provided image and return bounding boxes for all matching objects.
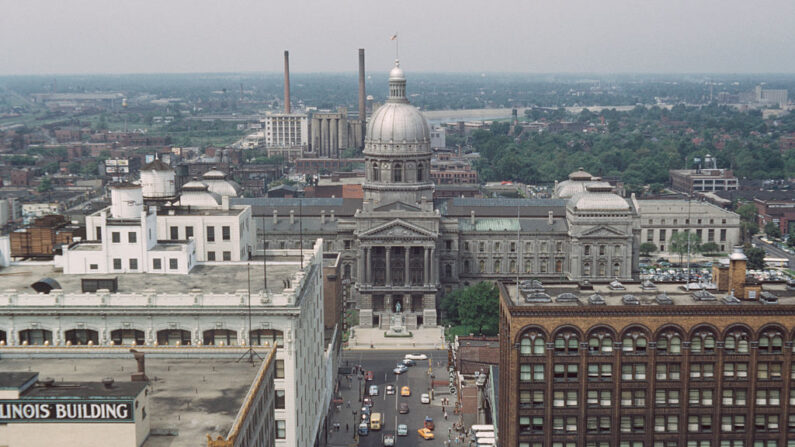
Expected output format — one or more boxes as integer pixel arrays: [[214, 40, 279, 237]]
[[0, 242, 328, 447], [263, 113, 308, 148], [636, 199, 741, 254]]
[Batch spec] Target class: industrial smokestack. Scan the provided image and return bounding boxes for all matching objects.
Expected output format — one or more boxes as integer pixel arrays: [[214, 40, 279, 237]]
[[358, 48, 366, 123], [283, 50, 291, 114]]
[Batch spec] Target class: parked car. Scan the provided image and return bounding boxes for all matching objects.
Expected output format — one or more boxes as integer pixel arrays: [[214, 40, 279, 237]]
[[358, 422, 369, 435], [399, 402, 409, 414], [405, 353, 428, 360]]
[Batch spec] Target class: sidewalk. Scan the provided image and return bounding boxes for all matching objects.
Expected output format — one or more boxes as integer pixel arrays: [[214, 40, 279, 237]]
[[346, 326, 445, 350]]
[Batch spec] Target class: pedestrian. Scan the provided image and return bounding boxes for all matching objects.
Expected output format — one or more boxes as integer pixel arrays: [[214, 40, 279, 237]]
[[444, 411, 448, 420], [346, 400, 350, 408], [346, 423, 349, 432], [442, 406, 445, 414]]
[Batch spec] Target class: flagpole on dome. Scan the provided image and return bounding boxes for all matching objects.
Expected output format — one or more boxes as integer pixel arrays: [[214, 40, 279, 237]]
[[391, 33, 399, 61]]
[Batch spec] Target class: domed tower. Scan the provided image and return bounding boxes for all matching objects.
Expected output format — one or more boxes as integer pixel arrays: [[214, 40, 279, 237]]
[[355, 60, 440, 330], [362, 60, 434, 211]]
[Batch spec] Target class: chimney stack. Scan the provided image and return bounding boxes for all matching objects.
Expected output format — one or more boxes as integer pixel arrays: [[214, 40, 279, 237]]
[[321, 210, 326, 225], [330, 209, 335, 221], [358, 48, 366, 128], [470, 210, 476, 225], [273, 210, 278, 224], [290, 210, 295, 224], [283, 50, 291, 114], [548, 211, 554, 225]]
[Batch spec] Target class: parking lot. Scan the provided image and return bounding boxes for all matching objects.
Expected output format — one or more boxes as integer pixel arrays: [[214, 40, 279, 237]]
[[327, 349, 462, 446]]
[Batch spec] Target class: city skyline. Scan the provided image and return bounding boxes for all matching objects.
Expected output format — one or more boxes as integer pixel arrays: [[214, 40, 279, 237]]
[[1, 0, 794, 75]]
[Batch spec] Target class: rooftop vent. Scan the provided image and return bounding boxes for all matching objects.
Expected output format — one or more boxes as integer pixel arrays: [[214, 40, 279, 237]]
[[40, 377, 55, 387], [622, 294, 640, 305], [655, 293, 673, 305], [641, 280, 656, 290], [692, 290, 716, 301], [556, 293, 580, 304], [609, 280, 625, 290], [102, 377, 115, 389], [588, 294, 606, 305]]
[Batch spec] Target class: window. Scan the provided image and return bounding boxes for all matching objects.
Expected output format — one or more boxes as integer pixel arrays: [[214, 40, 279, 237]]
[[276, 420, 286, 438], [688, 415, 712, 433], [586, 416, 611, 433], [96, 226, 102, 241], [721, 415, 746, 433], [554, 331, 579, 355], [688, 388, 714, 406], [275, 389, 285, 409], [552, 416, 578, 433], [754, 414, 779, 432], [620, 415, 645, 433], [556, 241, 563, 252], [646, 231, 653, 242], [129, 258, 138, 270], [494, 260, 501, 273], [519, 416, 544, 434], [657, 332, 682, 355], [588, 331, 614, 354], [758, 330, 784, 354], [494, 242, 501, 252], [659, 229, 666, 241], [169, 258, 178, 270], [621, 389, 646, 407], [720, 229, 726, 241], [755, 388, 780, 406], [393, 163, 402, 182], [170, 226, 178, 240], [655, 415, 679, 433], [723, 362, 748, 380], [89, 264, 98, 270], [519, 331, 545, 355], [553, 363, 578, 382], [478, 242, 485, 252], [587, 389, 612, 407], [519, 390, 544, 408], [656, 363, 681, 380], [587, 363, 612, 381], [690, 330, 716, 354], [599, 245, 605, 256], [553, 390, 578, 408], [371, 162, 380, 181], [207, 226, 215, 242], [128, 232, 137, 243], [520, 364, 544, 382], [417, 163, 424, 181], [655, 389, 680, 407], [789, 414, 795, 433], [222, 226, 231, 241], [722, 388, 747, 406], [113, 258, 122, 270], [621, 363, 647, 380], [446, 240, 453, 250], [152, 258, 161, 270], [757, 362, 782, 380], [207, 251, 216, 261], [275, 359, 284, 378], [584, 245, 591, 256], [622, 331, 648, 354], [223, 251, 231, 261], [690, 362, 715, 380], [724, 331, 750, 354], [112, 231, 121, 243]]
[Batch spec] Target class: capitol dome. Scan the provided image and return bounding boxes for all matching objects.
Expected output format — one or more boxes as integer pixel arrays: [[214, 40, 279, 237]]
[[364, 60, 430, 154], [568, 182, 630, 212], [554, 167, 594, 198]]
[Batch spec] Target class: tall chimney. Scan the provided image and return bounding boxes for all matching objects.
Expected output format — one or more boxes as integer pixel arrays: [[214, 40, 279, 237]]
[[358, 48, 366, 129], [283, 50, 291, 114]]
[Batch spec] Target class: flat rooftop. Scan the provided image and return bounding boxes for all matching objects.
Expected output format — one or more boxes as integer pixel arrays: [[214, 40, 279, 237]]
[[0, 259, 303, 295], [0, 357, 261, 447], [504, 281, 795, 308]]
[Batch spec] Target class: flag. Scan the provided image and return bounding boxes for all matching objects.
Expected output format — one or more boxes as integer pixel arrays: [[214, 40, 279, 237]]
[[390, 34, 398, 41]]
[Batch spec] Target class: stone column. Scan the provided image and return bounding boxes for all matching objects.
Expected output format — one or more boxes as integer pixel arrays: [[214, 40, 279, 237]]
[[320, 118, 329, 157], [385, 247, 392, 286], [330, 118, 338, 157], [311, 117, 319, 153], [430, 247, 437, 285], [424, 247, 430, 285], [404, 247, 410, 286], [358, 247, 365, 282], [365, 247, 372, 284], [385, 294, 392, 314]]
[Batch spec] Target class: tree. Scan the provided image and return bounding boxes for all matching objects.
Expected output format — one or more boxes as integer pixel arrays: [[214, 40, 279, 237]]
[[788, 229, 795, 248], [736, 203, 759, 243], [36, 177, 52, 193], [700, 242, 721, 254], [639, 242, 657, 257], [764, 222, 782, 239], [745, 246, 766, 270], [668, 231, 701, 264], [440, 281, 499, 336]]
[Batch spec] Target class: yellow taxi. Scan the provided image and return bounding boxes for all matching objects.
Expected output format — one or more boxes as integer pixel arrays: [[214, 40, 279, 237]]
[[417, 428, 434, 440], [400, 386, 411, 396]]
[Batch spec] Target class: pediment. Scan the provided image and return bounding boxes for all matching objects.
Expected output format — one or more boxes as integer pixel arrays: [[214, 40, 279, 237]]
[[373, 201, 421, 212], [359, 219, 436, 240], [579, 225, 625, 237]]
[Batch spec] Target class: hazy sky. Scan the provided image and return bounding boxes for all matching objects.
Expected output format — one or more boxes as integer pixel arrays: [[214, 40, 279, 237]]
[[1, 0, 793, 75]]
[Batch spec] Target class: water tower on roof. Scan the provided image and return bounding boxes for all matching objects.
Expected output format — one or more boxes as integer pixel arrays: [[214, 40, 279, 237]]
[[140, 158, 177, 204]]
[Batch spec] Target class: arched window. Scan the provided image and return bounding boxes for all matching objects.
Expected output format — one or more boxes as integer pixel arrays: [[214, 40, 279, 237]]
[[0, 330, 6, 345], [587, 329, 614, 354], [19, 329, 53, 346], [494, 260, 501, 273], [690, 328, 717, 354], [156, 329, 191, 346], [479, 260, 485, 273], [724, 328, 750, 354], [555, 260, 563, 273], [621, 329, 648, 355], [554, 329, 579, 355], [510, 260, 516, 273], [656, 329, 683, 355], [758, 329, 783, 354], [393, 163, 402, 182], [111, 329, 145, 346], [598, 262, 606, 276], [584, 245, 591, 256], [519, 330, 545, 356], [613, 262, 620, 277], [417, 163, 424, 182], [250, 329, 284, 347], [372, 162, 380, 181], [65, 329, 98, 346], [583, 262, 591, 276], [444, 264, 452, 278], [524, 259, 532, 273], [343, 264, 351, 279], [463, 260, 470, 273], [203, 329, 237, 346]]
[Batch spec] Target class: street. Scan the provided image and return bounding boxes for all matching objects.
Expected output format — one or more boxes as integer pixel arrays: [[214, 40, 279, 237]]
[[753, 235, 794, 268], [327, 349, 465, 447]]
